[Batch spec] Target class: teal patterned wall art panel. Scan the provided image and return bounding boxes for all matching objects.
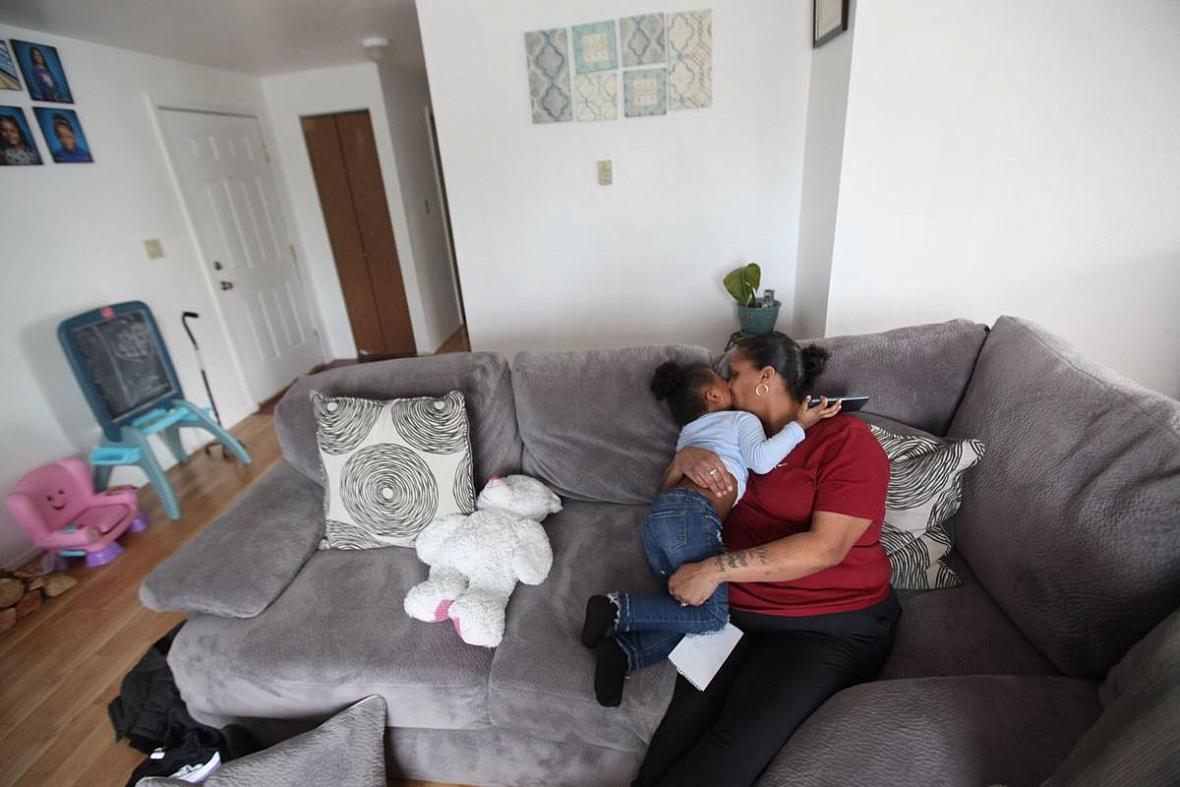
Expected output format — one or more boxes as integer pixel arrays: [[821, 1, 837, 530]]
[[524, 10, 710, 124], [667, 9, 712, 110], [624, 68, 668, 117], [525, 28, 573, 124], [621, 14, 666, 67], [572, 20, 618, 73], [574, 72, 618, 121]]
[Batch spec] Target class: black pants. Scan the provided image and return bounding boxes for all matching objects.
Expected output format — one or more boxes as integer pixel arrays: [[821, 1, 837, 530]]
[[634, 592, 901, 787]]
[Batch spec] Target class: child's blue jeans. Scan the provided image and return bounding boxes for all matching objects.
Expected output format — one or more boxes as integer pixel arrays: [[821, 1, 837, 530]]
[[614, 488, 729, 671]]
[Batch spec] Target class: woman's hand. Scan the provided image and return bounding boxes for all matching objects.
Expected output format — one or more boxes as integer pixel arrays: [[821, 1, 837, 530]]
[[668, 559, 723, 606], [670, 446, 732, 497]]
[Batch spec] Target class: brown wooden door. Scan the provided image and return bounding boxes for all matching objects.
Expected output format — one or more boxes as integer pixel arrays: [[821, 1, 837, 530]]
[[302, 111, 416, 357]]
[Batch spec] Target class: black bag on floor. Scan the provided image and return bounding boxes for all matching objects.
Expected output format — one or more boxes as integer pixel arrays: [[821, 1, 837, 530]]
[[108, 623, 188, 754], [109, 623, 259, 786]]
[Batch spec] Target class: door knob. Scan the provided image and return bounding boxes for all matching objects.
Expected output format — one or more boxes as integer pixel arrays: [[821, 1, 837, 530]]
[[219, 281, 234, 291]]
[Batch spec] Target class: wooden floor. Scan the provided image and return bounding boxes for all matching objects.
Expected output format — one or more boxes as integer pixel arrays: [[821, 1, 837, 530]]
[[0, 415, 457, 787], [436, 324, 470, 355]]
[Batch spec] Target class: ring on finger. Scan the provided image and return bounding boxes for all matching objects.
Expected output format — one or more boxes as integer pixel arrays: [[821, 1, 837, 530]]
[[708, 468, 719, 476]]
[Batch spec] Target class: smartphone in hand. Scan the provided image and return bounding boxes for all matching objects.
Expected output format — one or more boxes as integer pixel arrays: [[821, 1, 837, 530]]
[[807, 395, 870, 413]]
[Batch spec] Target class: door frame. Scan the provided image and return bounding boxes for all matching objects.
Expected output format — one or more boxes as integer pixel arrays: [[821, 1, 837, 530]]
[[145, 91, 329, 409], [423, 105, 466, 326]]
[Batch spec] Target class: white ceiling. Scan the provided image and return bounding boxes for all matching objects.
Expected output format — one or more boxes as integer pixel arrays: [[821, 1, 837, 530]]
[[0, 0, 426, 75]]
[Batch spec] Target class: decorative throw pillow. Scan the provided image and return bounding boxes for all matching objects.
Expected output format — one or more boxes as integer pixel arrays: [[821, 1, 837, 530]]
[[868, 423, 985, 590], [137, 695, 387, 787], [312, 390, 475, 549]]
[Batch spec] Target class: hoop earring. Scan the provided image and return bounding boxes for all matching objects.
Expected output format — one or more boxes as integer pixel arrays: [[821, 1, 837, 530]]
[[755, 383, 769, 398]]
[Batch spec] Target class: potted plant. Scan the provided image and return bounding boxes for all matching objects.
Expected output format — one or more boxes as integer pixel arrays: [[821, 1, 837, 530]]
[[723, 262, 780, 335]]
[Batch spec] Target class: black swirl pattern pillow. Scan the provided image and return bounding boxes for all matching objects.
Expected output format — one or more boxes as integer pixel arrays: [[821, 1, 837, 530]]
[[311, 390, 476, 550], [869, 424, 985, 590]]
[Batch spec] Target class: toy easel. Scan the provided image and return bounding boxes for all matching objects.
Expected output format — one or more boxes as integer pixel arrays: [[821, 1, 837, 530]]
[[58, 301, 251, 520]]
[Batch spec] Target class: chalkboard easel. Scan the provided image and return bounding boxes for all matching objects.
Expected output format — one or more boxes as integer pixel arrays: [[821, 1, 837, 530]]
[[57, 301, 250, 519]]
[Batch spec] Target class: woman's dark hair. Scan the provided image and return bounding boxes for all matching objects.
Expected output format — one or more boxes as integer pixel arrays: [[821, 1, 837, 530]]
[[650, 360, 715, 426], [735, 334, 830, 402]]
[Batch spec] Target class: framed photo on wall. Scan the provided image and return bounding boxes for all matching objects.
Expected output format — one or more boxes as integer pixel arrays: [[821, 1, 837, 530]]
[[12, 39, 73, 102], [0, 105, 43, 165], [814, 0, 850, 48], [0, 42, 22, 91], [34, 107, 92, 163]]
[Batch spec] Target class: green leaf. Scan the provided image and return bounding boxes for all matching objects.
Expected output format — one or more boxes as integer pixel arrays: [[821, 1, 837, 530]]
[[723, 263, 761, 306]]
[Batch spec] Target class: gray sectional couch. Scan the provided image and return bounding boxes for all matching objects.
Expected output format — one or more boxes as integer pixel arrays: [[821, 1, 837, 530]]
[[141, 317, 1180, 786]]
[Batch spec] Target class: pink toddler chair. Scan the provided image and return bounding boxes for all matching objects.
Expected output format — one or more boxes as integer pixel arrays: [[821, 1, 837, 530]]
[[6, 458, 149, 567]]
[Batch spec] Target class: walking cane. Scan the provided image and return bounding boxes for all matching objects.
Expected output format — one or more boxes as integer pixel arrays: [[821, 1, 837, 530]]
[[181, 311, 233, 459]]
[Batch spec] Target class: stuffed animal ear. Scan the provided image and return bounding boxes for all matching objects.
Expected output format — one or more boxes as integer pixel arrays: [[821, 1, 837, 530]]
[[511, 518, 553, 585]]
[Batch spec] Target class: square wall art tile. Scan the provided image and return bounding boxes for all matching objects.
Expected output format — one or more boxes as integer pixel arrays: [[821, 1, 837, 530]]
[[572, 20, 618, 73], [574, 72, 618, 121], [525, 28, 572, 123], [624, 68, 667, 117], [621, 14, 666, 67]]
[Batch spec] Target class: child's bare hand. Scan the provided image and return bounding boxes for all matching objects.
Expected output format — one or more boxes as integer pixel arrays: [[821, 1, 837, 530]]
[[796, 395, 842, 429]]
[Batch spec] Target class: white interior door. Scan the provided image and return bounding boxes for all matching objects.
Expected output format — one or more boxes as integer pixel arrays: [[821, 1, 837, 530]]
[[159, 109, 321, 403]]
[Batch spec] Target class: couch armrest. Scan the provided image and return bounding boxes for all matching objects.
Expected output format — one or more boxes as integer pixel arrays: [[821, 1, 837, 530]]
[[140, 461, 323, 618], [1044, 608, 1180, 786]]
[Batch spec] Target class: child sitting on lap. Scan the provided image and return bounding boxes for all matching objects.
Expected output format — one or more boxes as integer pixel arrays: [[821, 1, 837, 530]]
[[582, 360, 840, 706]]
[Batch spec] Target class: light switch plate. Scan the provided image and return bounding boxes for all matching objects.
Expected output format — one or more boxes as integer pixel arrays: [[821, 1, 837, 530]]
[[597, 159, 613, 185], [144, 239, 165, 259]]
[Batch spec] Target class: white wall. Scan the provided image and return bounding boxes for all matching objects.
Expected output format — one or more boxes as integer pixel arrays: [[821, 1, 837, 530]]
[[378, 63, 463, 353], [263, 62, 460, 358], [826, 0, 1180, 396], [416, 0, 813, 355], [0, 24, 272, 566], [793, 1, 855, 341]]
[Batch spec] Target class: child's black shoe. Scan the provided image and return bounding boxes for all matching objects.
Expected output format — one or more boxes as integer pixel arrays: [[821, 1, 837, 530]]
[[594, 639, 628, 707], [581, 594, 616, 649]]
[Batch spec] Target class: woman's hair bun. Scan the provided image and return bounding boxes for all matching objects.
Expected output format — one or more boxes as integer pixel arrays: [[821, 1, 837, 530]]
[[650, 361, 685, 401], [799, 345, 831, 392]]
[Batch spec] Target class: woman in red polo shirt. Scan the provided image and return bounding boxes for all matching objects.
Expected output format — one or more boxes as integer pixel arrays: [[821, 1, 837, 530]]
[[633, 333, 901, 787]]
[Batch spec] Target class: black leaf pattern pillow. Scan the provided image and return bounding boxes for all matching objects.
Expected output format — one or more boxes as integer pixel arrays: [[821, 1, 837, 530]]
[[868, 424, 985, 590], [311, 390, 476, 550]]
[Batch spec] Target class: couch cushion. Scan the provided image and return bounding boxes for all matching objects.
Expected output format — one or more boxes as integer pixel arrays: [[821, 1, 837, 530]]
[[489, 501, 677, 750], [140, 462, 324, 618], [169, 547, 493, 731], [805, 319, 989, 436], [1045, 607, 1180, 786], [757, 675, 1100, 787], [384, 725, 645, 787], [948, 316, 1180, 678], [882, 553, 1057, 679], [513, 345, 713, 504], [275, 352, 521, 488]]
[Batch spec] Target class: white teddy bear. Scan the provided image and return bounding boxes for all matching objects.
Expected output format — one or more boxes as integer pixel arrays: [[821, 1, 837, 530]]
[[403, 475, 562, 648]]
